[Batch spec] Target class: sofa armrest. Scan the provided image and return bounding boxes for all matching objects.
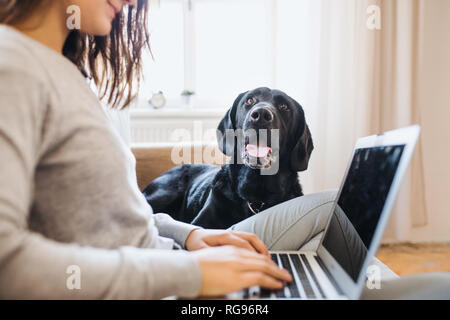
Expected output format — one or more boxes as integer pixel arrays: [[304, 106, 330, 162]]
[[131, 142, 226, 191]]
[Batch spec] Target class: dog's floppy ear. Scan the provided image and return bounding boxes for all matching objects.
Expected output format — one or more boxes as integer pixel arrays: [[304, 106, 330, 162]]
[[290, 122, 314, 172], [216, 92, 247, 156]]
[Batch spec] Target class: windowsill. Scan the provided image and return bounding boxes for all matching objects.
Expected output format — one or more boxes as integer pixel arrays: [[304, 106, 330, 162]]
[[130, 108, 226, 119]]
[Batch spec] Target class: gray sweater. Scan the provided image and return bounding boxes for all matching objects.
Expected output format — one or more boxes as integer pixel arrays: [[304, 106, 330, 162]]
[[0, 25, 202, 299]]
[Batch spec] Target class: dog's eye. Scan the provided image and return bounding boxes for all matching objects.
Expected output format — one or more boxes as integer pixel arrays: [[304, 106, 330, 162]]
[[279, 104, 289, 111], [245, 97, 256, 106]]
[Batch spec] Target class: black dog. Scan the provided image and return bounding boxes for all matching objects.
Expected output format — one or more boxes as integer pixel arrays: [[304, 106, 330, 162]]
[[143, 87, 313, 229]]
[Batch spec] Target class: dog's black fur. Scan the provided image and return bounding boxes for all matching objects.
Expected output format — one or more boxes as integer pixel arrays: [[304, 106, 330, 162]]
[[143, 87, 313, 229]]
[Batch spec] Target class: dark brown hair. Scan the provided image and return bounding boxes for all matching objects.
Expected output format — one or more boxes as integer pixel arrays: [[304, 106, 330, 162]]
[[0, 0, 150, 109]]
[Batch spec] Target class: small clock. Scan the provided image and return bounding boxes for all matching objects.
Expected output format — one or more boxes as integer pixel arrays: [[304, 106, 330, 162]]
[[149, 91, 166, 109]]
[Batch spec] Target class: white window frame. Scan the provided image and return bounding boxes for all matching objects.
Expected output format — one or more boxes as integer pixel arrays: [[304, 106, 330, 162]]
[[141, 0, 278, 110]]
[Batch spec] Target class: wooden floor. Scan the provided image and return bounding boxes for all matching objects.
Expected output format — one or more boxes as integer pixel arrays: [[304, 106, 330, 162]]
[[377, 243, 450, 276]]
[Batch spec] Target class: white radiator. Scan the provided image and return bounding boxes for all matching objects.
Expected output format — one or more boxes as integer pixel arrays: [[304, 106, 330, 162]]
[[130, 109, 224, 144]]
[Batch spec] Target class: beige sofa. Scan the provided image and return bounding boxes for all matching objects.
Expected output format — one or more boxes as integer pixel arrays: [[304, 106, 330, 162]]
[[131, 143, 226, 191]]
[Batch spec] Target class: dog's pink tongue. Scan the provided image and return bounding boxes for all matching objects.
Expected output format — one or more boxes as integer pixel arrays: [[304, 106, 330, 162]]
[[246, 144, 272, 158]]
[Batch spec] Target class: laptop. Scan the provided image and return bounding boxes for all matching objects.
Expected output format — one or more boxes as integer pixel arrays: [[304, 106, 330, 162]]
[[228, 125, 421, 300]]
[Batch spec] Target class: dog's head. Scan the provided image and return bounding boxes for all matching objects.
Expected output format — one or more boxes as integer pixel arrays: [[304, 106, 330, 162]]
[[216, 87, 313, 172]]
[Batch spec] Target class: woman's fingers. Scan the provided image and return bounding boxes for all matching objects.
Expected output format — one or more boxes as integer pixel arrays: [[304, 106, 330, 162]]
[[229, 247, 292, 282], [237, 258, 292, 282], [241, 272, 284, 289], [194, 246, 291, 297], [232, 231, 270, 256], [202, 230, 270, 257], [210, 233, 257, 253]]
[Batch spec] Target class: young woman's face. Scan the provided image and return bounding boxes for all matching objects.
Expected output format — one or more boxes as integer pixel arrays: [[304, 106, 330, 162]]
[[67, 0, 137, 35]]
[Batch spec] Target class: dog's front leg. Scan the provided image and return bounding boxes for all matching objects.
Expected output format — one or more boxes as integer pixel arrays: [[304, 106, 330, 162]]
[[191, 188, 240, 229], [190, 191, 223, 229]]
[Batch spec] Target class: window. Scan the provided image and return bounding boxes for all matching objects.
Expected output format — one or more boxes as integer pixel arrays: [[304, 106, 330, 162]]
[[138, 0, 184, 108], [194, 0, 273, 107], [138, 0, 278, 110]]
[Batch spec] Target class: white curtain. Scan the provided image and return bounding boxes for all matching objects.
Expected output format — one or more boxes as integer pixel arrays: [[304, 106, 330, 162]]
[[276, 0, 450, 242]]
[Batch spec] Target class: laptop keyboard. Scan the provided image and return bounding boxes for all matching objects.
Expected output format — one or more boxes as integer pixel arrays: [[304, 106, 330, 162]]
[[242, 253, 325, 299], [300, 254, 326, 298], [278, 254, 301, 298], [289, 254, 316, 298]]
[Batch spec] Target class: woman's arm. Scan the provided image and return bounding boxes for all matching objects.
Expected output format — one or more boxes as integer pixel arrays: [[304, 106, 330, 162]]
[[0, 70, 202, 299], [0, 224, 202, 299], [153, 213, 202, 248]]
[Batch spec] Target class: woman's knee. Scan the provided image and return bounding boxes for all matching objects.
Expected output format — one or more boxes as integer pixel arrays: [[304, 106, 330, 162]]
[[289, 190, 338, 212], [265, 190, 338, 250], [361, 273, 450, 300], [230, 189, 339, 250]]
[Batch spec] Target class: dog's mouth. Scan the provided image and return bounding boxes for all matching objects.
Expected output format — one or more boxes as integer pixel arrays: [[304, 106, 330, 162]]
[[242, 137, 276, 169]]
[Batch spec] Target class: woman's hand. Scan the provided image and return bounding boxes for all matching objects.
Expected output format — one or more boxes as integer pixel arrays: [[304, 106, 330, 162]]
[[185, 229, 269, 257], [191, 245, 292, 297]]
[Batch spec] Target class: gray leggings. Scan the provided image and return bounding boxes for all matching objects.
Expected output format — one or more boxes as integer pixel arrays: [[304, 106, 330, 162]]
[[229, 190, 450, 300]]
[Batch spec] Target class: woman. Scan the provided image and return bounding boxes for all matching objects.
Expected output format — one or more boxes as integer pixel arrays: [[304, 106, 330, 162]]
[[0, 0, 297, 299], [0, 0, 448, 299]]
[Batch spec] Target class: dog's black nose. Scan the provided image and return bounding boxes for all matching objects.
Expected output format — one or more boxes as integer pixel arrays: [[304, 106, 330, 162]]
[[250, 107, 274, 124]]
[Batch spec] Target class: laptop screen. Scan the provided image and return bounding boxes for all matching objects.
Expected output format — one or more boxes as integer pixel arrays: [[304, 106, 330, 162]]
[[321, 144, 405, 282]]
